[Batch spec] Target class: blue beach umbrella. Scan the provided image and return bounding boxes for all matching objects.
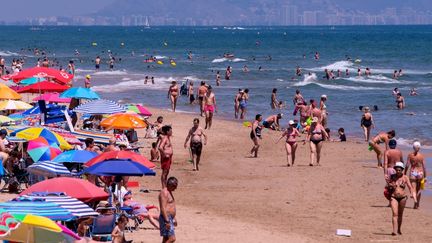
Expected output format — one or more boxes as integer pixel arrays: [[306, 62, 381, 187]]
[[53, 150, 97, 164], [0, 200, 75, 221], [83, 159, 156, 176], [27, 161, 71, 177], [18, 194, 99, 218], [60, 87, 100, 100], [73, 99, 126, 115]]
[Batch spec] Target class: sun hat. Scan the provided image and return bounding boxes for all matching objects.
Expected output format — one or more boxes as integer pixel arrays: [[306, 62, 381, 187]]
[[289, 120, 295, 125], [394, 162, 405, 170], [86, 75, 91, 79], [321, 94, 327, 99]]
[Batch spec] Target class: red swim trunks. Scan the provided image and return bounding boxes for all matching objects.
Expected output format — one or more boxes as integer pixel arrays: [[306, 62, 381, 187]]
[[204, 104, 215, 113], [161, 156, 172, 170]]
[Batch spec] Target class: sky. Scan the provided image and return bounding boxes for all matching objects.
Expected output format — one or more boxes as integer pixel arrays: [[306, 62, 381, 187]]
[[0, 0, 115, 21]]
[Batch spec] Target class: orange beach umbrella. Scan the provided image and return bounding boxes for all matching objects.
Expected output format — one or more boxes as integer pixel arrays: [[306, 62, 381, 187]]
[[0, 83, 21, 100], [100, 113, 147, 130]]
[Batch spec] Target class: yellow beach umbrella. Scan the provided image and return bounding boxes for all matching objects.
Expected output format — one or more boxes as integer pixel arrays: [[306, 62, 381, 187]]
[[0, 115, 14, 123], [12, 127, 72, 150], [0, 100, 33, 110], [0, 83, 21, 100]]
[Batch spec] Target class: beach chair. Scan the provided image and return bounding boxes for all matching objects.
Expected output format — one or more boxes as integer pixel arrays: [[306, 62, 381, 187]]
[[89, 214, 116, 241], [119, 205, 158, 231]]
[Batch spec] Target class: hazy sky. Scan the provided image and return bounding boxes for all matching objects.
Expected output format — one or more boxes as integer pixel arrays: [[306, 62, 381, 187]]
[[0, 0, 115, 21]]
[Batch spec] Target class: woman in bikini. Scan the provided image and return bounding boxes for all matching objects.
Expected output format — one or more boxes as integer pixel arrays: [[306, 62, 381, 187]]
[[277, 120, 300, 167], [370, 130, 395, 168], [319, 95, 328, 128], [167, 81, 179, 112], [405, 141, 426, 209], [305, 117, 328, 166], [386, 162, 417, 236], [360, 107, 374, 142], [395, 93, 405, 110], [234, 89, 243, 119], [240, 89, 249, 120], [250, 114, 263, 158]]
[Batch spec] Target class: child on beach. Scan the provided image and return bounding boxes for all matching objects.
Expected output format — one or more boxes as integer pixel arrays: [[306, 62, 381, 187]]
[[338, 128, 347, 142], [150, 142, 159, 162], [111, 215, 130, 243]]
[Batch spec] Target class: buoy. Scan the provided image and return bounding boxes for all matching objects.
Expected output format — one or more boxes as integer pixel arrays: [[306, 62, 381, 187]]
[[120, 42, 125, 46], [91, 42, 97, 46], [157, 61, 163, 65], [170, 62, 176, 66], [163, 42, 168, 46]]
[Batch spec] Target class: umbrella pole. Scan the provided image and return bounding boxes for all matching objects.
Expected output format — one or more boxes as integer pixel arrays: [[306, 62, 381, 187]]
[[27, 226, 32, 243]]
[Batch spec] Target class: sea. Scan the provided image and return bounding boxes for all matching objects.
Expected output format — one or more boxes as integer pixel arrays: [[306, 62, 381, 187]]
[[1, 26, 431, 148]]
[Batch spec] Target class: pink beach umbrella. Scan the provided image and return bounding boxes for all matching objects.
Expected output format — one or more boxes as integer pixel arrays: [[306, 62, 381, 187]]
[[32, 93, 71, 103], [127, 104, 152, 117]]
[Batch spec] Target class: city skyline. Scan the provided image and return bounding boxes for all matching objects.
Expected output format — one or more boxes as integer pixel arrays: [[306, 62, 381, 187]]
[[3, 0, 432, 26]]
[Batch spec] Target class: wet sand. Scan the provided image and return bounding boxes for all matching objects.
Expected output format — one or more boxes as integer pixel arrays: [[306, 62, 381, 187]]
[[1, 107, 431, 242]]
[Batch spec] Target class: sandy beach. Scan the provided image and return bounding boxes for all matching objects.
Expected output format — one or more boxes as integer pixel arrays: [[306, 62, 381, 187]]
[[1, 106, 431, 243]]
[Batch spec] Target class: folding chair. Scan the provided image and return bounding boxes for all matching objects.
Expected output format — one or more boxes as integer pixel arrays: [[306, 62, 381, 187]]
[[89, 214, 116, 242]]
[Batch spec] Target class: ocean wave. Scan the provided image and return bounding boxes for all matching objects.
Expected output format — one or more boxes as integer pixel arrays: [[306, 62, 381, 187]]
[[92, 70, 128, 76], [396, 137, 432, 149], [75, 68, 94, 73], [344, 75, 401, 84], [292, 73, 382, 91], [308, 60, 354, 72], [211, 57, 247, 63], [154, 55, 168, 59], [0, 51, 20, 56]]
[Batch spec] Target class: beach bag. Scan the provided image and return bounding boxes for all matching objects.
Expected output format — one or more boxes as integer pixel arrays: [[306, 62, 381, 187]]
[[383, 186, 393, 200]]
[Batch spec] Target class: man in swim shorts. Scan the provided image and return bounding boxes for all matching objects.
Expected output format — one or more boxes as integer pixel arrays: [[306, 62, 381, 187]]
[[158, 126, 173, 188], [203, 86, 216, 129], [198, 81, 207, 116], [159, 177, 178, 243], [95, 56, 100, 70], [262, 114, 282, 130], [184, 118, 207, 171]]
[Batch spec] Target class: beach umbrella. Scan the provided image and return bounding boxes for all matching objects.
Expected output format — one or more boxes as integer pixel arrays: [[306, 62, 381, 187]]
[[53, 150, 97, 164], [32, 92, 71, 103], [100, 113, 147, 130], [127, 104, 152, 117], [83, 159, 156, 176], [86, 150, 156, 169], [0, 200, 74, 221], [0, 212, 79, 243], [11, 127, 72, 150], [17, 81, 69, 94], [0, 83, 21, 100], [73, 99, 126, 114], [19, 193, 99, 218], [60, 87, 100, 100], [19, 77, 46, 86], [27, 137, 62, 162], [0, 115, 14, 123], [20, 177, 109, 203], [2, 67, 73, 85], [0, 100, 32, 110], [27, 161, 71, 177]]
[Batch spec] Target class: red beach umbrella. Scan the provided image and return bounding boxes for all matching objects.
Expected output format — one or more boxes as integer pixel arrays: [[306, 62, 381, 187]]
[[2, 67, 73, 85], [85, 150, 156, 169], [16, 81, 69, 94], [20, 177, 108, 203]]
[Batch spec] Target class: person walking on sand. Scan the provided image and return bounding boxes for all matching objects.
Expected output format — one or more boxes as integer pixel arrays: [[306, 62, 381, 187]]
[[305, 117, 328, 166], [361, 107, 374, 142], [319, 95, 328, 128], [188, 81, 195, 104], [234, 89, 243, 119], [198, 81, 208, 116], [203, 86, 216, 129], [386, 162, 417, 236], [384, 139, 404, 179], [167, 81, 179, 112], [405, 141, 426, 209], [271, 88, 278, 109], [184, 118, 207, 171], [158, 126, 173, 188], [250, 114, 263, 158], [159, 177, 178, 243], [240, 89, 249, 119], [277, 120, 300, 167], [369, 130, 396, 168]]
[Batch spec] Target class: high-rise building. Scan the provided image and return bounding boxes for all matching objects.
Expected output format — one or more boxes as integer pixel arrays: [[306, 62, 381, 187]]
[[303, 11, 317, 25], [282, 5, 299, 25]]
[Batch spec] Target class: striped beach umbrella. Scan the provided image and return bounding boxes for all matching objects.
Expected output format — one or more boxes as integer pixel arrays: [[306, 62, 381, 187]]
[[0, 201, 75, 221], [0, 100, 32, 110], [27, 161, 71, 177], [73, 99, 126, 115], [17, 194, 99, 218]]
